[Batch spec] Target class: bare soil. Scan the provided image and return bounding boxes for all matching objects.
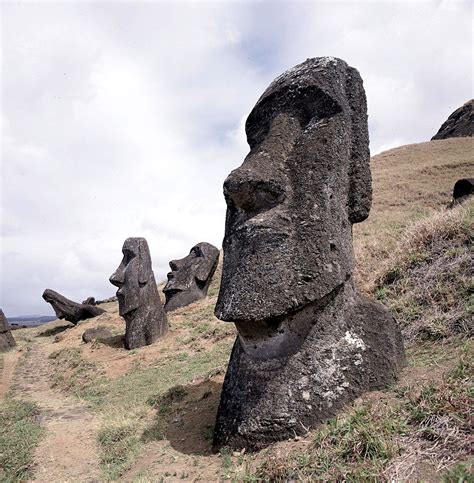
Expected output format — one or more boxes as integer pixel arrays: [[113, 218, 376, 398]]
[[8, 339, 101, 482], [0, 350, 19, 399]]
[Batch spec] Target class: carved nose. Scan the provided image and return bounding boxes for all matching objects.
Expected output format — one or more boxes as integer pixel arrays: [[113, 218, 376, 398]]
[[169, 260, 181, 271], [223, 170, 286, 214], [109, 270, 124, 288]]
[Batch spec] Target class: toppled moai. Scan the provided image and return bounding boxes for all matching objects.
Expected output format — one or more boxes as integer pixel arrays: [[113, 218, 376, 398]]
[[213, 57, 405, 451], [163, 242, 220, 312], [0, 309, 16, 351], [42, 289, 105, 324], [110, 237, 168, 349]]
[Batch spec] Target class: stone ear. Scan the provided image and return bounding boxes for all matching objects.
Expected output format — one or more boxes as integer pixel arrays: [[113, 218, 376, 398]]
[[346, 67, 372, 224], [138, 240, 150, 285], [196, 259, 214, 283]]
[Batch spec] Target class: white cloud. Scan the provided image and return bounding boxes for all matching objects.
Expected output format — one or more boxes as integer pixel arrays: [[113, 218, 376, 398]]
[[1, 1, 472, 315]]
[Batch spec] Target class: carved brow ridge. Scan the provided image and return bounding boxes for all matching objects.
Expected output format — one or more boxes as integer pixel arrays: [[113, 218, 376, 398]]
[[246, 85, 343, 148]]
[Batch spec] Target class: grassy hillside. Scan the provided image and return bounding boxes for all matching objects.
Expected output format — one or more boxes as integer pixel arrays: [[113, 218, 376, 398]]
[[1, 137, 472, 481], [355, 136, 473, 289]]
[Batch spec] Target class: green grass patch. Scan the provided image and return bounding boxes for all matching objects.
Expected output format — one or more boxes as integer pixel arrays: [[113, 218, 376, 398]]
[[98, 422, 140, 480], [48, 347, 107, 405], [0, 398, 44, 482]]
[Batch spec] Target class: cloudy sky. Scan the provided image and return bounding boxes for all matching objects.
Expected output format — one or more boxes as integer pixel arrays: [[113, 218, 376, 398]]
[[1, 0, 472, 316]]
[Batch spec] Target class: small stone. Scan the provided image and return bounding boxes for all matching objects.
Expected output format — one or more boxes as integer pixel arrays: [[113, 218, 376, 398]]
[[82, 327, 114, 343]]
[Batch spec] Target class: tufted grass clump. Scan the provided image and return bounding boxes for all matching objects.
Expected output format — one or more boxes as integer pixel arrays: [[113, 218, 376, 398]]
[[373, 199, 473, 342], [254, 404, 405, 481]]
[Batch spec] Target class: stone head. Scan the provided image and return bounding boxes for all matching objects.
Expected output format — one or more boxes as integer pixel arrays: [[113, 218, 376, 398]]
[[215, 57, 372, 324], [163, 242, 219, 311], [109, 237, 154, 316]]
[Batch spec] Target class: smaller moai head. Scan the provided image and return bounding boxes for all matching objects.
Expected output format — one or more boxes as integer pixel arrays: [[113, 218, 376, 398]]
[[109, 238, 154, 316], [163, 242, 220, 311]]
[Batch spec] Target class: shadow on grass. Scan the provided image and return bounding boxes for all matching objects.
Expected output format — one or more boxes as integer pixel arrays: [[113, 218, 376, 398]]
[[36, 322, 73, 337], [142, 379, 222, 456]]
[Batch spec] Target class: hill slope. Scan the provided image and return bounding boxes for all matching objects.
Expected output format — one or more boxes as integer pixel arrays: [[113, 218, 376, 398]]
[[0, 137, 473, 482]]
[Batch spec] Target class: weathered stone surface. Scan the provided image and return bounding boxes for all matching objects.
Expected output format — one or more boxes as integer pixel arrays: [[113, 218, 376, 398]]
[[213, 57, 405, 451], [452, 178, 474, 204], [110, 237, 168, 350], [163, 242, 220, 312], [42, 289, 105, 325], [432, 99, 473, 140], [82, 297, 96, 306], [0, 309, 16, 351], [82, 327, 113, 343]]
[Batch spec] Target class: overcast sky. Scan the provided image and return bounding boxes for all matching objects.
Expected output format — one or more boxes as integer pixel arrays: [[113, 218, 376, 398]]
[[1, 0, 472, 316]]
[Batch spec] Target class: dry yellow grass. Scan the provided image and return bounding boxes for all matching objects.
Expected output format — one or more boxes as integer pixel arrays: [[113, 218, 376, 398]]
[[355, 136, 473, 289]]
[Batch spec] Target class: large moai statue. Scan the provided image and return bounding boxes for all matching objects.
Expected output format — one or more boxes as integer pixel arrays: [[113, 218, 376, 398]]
[[0, 309, 16, 351], [163, 242, 220, 312], [213, 57, 405, 451], [110, 237, 168, 350], [42, 289, 105, 324]]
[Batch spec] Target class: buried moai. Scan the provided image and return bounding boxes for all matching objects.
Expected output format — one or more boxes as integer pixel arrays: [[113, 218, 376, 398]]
[[213, 57, 405, 451], [42, 289, 105, 324], [110, 237, 168, 350], [0, 309, 16, 351], [163, 242, 220, 312]]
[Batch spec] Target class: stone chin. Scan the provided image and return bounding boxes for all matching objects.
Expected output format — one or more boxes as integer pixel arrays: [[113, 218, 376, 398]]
[[163, 288, 204, 312], [215, 227, 351, 323], [116, 290, 140, 316]]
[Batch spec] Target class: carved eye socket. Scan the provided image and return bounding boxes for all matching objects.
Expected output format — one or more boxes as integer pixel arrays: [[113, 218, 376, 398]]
[[122, 249, 136, 264], [191, 246, 203, 258]]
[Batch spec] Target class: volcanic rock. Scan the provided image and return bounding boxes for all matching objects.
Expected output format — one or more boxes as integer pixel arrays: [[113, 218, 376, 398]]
[[82, 327, 114, 343], [0, 309, 16, 351], [213, 57, 405, 451], [432, 99, 473, 140]]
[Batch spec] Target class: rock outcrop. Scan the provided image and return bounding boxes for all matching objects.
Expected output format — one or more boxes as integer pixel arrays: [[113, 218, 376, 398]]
[[110, 237, 168, 349], [82, 327, 113, 343], [0, 309, 16, 351], [452, 178, 474, 205], [432, 99, 473, 140], [213, 57, 405, 451], [42, 289, 105, 325], [163, 242, 220, 312]]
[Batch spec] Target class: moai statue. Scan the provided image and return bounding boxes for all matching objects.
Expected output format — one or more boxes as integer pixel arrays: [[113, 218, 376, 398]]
[[0, 309, 16, 351], [42, 289, 105, 324], [213, 57, 405, 451], [110, 237, 168, 349], [163, 242, 220, 312]]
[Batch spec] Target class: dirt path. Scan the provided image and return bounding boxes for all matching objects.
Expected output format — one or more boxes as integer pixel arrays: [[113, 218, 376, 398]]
[[10, 339, 101, 482], [0, 350, 19, 399]]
